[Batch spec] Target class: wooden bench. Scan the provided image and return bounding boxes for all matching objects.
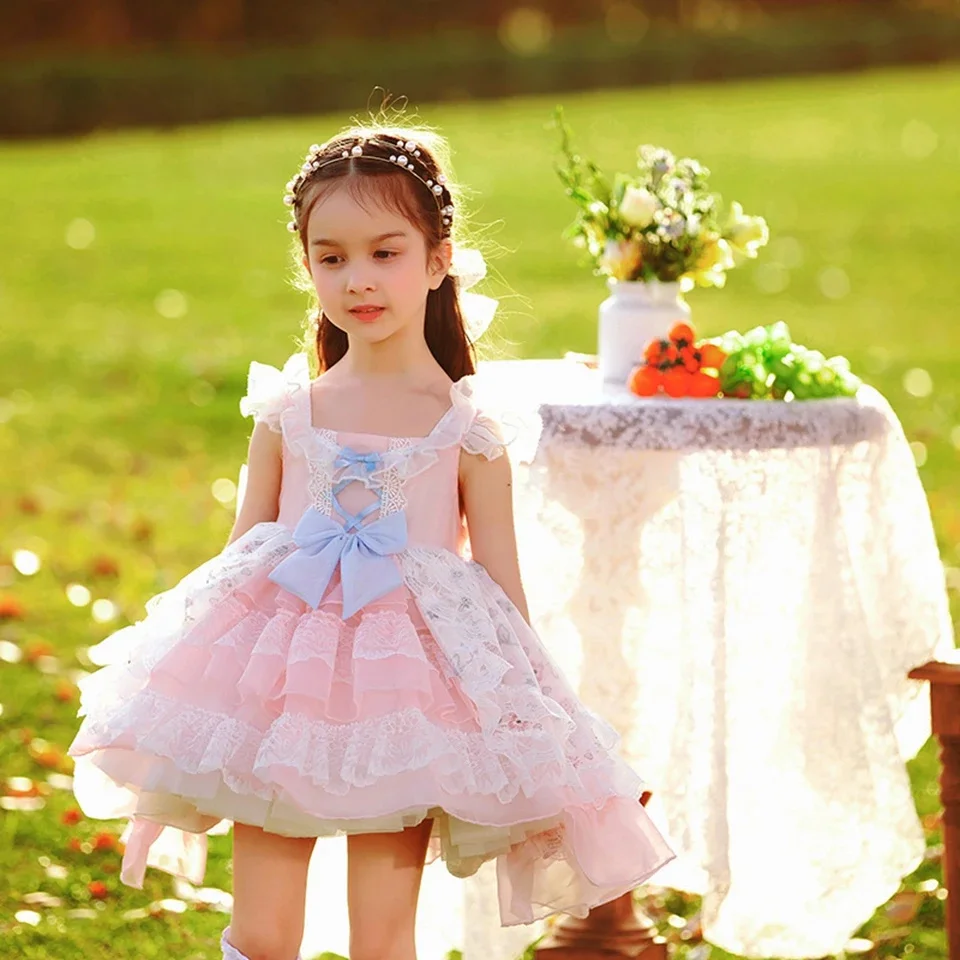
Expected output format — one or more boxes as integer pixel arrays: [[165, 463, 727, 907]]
[[909, 659, 960, 960]]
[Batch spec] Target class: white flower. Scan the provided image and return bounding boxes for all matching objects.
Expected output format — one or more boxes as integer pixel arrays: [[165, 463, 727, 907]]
[[656, 210, 687, 242], [725, 202, 769, 258], [619, 186, 660, 229], [599, 238, 642, 281], [639, 145, 675, 178], [685, 214, 702, 236]]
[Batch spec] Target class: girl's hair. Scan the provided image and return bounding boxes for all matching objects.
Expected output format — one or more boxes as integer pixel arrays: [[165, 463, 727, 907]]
[[285, 124, 475, 381]]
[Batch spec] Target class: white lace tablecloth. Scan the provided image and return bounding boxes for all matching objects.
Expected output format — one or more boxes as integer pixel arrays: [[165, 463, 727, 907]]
[[462, 358, 955, 960]]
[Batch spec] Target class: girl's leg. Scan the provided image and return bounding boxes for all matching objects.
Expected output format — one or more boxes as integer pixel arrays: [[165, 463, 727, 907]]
[[226, 822, 316, 960], [347, 819, 433, 960]]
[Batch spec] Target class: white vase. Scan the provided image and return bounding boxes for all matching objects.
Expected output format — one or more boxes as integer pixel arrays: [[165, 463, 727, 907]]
[[598, 279, 691, 386]]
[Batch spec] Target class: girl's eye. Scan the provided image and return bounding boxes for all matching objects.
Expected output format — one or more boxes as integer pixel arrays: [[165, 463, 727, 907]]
[[319, 255, 342, 266], [374, 249, 398, 260]]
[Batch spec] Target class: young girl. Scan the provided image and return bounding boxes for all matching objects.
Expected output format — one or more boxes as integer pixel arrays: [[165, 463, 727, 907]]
[[69, 121, 675, 960]]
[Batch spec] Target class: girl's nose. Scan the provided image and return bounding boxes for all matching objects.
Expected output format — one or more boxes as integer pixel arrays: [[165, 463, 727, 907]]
[[345, 267, 376, 294]]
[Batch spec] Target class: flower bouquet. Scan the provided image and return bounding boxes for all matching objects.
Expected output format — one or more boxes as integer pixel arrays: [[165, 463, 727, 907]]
[[555, 109, 769, 383]]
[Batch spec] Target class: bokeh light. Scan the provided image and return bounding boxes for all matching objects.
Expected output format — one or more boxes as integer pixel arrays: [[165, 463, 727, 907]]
[[12, 549, 41, 576], [65, 218, 95, 250], [91, 599, 118, 623], [901, 119, 938, 160], [66, 584, 92, 607], [903, 368, 934, 398], [605, 2, 648, 43], [212, 477, 238, 505], [818, 266, 850, 300], [155, 289, 189, 319], [499, 7, 553, 56]]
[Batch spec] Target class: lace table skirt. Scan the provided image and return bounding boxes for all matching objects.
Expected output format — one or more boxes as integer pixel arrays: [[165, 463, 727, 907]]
[[457, 359, 955, 959]]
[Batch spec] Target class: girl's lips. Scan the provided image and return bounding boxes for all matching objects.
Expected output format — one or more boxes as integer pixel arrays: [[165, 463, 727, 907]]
[[349, 306, 385, 323]]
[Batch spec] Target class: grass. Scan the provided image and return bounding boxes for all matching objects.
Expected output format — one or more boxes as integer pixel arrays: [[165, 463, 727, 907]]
[[1, 62, 958, 959]]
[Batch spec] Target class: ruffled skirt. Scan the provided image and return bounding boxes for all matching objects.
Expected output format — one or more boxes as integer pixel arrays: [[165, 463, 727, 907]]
[[69, 522, 674, 925]]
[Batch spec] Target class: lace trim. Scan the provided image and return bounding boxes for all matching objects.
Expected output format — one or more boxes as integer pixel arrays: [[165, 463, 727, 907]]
[[538, 384, 893, 451], [76, 686, 639, 805], [280, 389, 336, 513]]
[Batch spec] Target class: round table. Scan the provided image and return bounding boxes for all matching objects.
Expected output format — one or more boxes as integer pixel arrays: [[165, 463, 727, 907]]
[[460, 358, 956, 960]]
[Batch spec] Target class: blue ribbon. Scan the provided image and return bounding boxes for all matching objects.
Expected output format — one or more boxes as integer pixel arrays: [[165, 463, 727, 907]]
[[334, 447, 381, 474], [268, 507, 407, 618]]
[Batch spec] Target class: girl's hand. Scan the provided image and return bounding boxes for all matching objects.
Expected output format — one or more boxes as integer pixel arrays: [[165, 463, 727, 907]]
[[227, 422, 282, 544], [459, 448, 530, 624]]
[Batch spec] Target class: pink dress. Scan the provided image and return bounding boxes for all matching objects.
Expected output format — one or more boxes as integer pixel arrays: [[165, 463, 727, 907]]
[[69, 355, 675, 926]]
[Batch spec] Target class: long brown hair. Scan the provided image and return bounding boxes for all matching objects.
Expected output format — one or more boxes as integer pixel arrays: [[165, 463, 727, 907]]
[[287, 127, 476, 381]]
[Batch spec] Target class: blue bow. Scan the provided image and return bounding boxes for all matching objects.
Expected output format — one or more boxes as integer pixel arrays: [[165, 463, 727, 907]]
[[268, 507, 408, 618], [334, 447, 381, 474]]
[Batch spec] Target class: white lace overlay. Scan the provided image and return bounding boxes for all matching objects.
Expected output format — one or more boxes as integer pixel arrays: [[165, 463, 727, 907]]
[[472, 358, 956, 959]]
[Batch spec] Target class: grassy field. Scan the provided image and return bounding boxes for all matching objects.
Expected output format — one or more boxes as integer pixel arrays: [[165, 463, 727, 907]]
[[1, 63, 958, 959]]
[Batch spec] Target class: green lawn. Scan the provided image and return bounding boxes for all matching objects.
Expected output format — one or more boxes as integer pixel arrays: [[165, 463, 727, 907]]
[[1, 62, 958, 959]]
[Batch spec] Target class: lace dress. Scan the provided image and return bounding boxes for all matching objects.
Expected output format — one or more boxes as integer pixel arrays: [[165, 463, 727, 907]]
[[68, 355, 675, 926]]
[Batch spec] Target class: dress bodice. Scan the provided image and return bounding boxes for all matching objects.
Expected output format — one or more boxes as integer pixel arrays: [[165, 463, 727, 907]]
[[241, 354, 506, 555]]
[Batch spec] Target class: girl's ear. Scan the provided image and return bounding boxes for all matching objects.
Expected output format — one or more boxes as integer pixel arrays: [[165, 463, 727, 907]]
[[427, 238, 453, 291], [302, 254, 310, 274]]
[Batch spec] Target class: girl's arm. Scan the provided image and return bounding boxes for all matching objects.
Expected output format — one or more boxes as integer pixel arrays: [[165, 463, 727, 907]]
[[460, 450, 531, 623], [227, 422, 283, 545]]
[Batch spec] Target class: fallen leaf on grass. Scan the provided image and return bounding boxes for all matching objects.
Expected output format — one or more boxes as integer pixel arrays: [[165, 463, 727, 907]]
[[0, 595, 25, 619], [1, 796, 46, 811], [885, 891, 922, 924], [93, 831, 119, 852], [24, 640, 54, 663], [35, 654, 61, 675], [23, 892, 63, 908], [150, 898, 188, 915], [5, 776, 42, 797], [89, 556, 120, 578], [925, 844, 944, 863], [28, 738, 67, 769], [54, 680, 78, 702], [47, 773, 74, 791]]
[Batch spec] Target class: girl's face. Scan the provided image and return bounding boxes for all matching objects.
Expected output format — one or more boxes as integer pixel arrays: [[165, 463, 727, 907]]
[[304, 185, 450, 348]]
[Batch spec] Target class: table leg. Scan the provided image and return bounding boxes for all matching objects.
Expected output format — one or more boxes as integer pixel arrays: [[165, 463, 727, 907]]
[[909, 661, 960, 960]]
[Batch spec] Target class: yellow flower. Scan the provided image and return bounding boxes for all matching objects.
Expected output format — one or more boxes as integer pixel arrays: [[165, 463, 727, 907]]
[[686, 236, 734, 289], [725, 202, 769, 258], [600, 239, 642, 281]]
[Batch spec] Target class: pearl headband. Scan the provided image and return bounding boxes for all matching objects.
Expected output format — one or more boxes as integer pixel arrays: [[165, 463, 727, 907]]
[[283, 134, 456, 237]]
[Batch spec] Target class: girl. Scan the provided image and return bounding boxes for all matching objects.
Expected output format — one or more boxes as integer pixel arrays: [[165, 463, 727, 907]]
[[69, 121, 675, 960]]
